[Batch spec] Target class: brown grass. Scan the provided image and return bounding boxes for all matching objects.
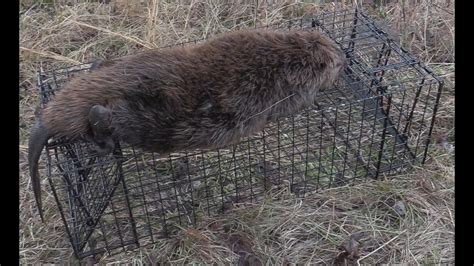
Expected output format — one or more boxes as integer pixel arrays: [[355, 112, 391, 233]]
[[19, 0, 454, 264]]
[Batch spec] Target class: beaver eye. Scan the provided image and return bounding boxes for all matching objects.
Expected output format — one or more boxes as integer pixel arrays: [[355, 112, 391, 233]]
[[319, 62, 326, 69]]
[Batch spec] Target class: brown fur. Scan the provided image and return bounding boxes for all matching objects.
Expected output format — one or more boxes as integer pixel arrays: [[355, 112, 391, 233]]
[[29, 29, 346, 221]]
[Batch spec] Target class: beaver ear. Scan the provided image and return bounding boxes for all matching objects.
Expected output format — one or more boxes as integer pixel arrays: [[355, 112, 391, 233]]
[[88, 105, 115, 155], [89, 105, 112, 131]]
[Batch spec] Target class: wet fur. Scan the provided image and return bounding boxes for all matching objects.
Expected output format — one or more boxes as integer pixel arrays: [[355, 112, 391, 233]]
[[29, 29, 346, 221]]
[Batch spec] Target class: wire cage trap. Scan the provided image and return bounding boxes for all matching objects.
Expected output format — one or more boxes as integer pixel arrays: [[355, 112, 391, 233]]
[[36, 8, 443, 259]]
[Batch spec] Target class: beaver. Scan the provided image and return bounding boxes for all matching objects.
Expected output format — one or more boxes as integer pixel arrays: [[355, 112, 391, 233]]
[[28, 28, 347, 221]]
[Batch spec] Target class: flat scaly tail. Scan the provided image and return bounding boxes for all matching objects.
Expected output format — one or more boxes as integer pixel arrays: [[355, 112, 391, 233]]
[[28, 121, 50, 222]]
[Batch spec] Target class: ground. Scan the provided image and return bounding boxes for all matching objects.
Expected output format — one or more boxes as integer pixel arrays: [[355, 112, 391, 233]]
[[19, 0, 454, 264]]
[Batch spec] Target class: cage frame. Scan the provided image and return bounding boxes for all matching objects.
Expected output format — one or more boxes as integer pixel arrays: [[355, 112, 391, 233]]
[[35, 7, 443, 259]]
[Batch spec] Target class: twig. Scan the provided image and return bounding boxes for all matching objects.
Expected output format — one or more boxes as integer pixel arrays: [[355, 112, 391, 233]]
[[241, 93, 295, 124], [20, 47, 82, 64], [431, 3, 454, 15], [70, 20, 155, 49], [356, 229, 407, 265]]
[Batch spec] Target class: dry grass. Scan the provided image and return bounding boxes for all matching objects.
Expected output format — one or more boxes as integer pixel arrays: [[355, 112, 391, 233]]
[[19, 0, 454, 264]]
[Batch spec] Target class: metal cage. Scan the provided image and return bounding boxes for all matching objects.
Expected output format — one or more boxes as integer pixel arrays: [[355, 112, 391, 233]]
[[36, 8, 443, 259]]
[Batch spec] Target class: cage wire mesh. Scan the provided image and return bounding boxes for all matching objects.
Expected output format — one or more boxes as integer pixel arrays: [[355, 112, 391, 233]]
[[36, 8, 443, 259]]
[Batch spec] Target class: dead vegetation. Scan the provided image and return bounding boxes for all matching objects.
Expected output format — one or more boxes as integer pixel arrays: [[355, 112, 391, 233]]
[[19, 0, 454, 264]]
